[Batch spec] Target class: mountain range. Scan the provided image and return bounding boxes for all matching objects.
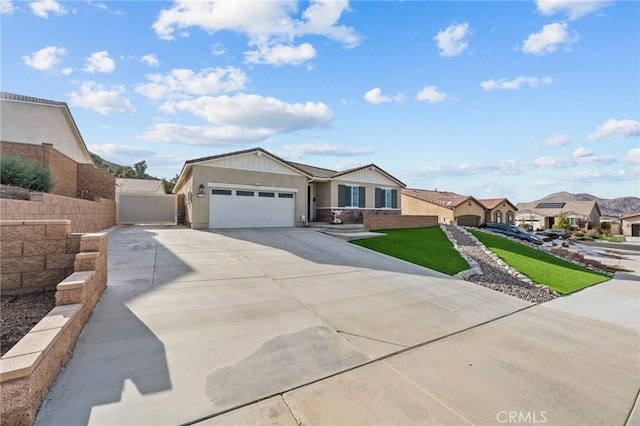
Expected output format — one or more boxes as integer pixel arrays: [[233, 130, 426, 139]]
[[526, 192, 640, 217]]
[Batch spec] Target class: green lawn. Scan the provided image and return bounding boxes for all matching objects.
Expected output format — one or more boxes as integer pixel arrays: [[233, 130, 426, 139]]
[[350, 227, 469, 275], [469, 229, 610, 295]]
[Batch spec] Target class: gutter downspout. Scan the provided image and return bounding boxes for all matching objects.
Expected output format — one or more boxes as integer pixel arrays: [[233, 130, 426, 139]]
[[304, 178, 312, 227]]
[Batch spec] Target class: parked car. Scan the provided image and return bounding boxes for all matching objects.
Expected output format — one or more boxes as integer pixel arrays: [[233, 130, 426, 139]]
[[484, 222, 544, 245], [540, 229, 572, 239]]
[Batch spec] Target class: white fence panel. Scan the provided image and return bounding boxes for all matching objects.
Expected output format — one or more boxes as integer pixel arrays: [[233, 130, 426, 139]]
[[118, 194, 177, 224]]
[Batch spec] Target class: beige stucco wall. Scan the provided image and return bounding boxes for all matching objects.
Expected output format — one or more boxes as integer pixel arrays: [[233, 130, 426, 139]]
[[327, 179, 402, 211], [179, 165, 308, 229], [486, 208, 516, 224], [0, 101, 91, 164], [314, 182, 331, 207], [622, 215, 640, 236], [401, 194, 454, 223]]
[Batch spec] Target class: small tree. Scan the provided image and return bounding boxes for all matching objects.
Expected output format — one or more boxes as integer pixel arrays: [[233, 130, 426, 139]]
[[133, 160, 148, 177], [600, 222, 611, 235], [553, 211, 570, 230], [0, 155, 53, 192]]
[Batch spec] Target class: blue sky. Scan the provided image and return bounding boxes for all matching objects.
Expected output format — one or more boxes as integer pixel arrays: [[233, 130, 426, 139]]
[[2, 0, 639, 202]]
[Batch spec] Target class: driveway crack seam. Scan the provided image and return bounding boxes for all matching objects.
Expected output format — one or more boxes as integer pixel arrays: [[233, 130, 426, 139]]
[[336, 330, 408, 348], [281, 394, 303, 426], [383, 361, 474, 425]]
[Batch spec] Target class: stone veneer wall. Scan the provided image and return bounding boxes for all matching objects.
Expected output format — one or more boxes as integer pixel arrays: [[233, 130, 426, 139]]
[[0, 230, 108, 426], [0, 141, 115, 201], [315, 208, 400, 224], [363, 214, 438, 230], [0, 221, 80, 295], [0, 192, 115, 234]]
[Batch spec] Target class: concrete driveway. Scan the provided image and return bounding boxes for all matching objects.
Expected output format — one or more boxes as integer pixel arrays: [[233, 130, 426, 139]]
[[36, 226, 639, 425]]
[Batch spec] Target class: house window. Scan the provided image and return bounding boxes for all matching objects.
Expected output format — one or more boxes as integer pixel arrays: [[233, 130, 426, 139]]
[[494, 210, 503, 223], [236, 190, 254, 197], [278, 193, 294, 199], [507, 211, 514, 224], [338, 184, 365, 207], [375, 188, 398, 208], [258, 192, 275, 197], [212, 189, 232, 195]]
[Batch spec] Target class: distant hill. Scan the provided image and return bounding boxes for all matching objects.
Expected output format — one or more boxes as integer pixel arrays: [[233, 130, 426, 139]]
[[528, 191, 640, 217]]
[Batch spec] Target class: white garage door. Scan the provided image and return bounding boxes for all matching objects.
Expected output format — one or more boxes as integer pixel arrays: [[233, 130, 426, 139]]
[[209, 188, 295, 228]]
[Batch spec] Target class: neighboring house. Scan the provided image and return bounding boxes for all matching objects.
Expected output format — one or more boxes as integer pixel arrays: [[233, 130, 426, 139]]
[[515, 201, 601, 230], [115, 178, 166, 202], [173, 147, 405, 229], [401, 188, 487, 227], [477, 198, 518, 225], [0, 92, 115, 200], [621, 213, 640, 237]]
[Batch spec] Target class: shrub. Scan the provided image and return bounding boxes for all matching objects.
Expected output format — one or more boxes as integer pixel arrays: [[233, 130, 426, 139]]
[[0, 156, 53, 192]]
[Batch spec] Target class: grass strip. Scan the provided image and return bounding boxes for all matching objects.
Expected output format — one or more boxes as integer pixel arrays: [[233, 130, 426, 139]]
[[469, 229, 610, 294], [350, 227, 469, 275]]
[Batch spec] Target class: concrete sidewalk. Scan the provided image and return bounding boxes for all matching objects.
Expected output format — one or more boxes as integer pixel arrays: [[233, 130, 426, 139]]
[[36, 226, 639, 425]]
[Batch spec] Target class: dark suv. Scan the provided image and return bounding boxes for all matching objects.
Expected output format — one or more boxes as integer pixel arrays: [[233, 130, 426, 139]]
[[483, 222, 544, 245]]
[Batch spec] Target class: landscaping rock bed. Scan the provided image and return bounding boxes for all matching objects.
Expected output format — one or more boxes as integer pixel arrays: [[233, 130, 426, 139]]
[[442, 224, 557, 304]]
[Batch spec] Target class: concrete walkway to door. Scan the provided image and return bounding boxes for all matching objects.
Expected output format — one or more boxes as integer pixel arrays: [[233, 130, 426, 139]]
[[36, 226, 639, 425]]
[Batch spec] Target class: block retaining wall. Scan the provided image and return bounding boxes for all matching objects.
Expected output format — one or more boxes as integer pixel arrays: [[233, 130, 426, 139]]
[[0, 229, 108, 426], [363, 214, 438, 230], [0, 192, 115, 234]]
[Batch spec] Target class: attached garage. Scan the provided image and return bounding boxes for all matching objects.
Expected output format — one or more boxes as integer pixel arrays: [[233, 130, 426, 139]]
[[209, 186, 296, 228], [457, 215, 480, 227]]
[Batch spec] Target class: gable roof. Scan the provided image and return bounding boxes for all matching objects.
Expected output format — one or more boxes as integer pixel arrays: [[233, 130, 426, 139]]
[[516, 200, 601, 218], [402, 188, 482, 210], [175, 147, 405, 192], [477, 198, 517, 211], [0, 92, 93, 164]]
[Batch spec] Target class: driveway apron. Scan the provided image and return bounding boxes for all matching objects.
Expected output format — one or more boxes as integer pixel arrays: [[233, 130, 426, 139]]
[[35, 226, 638, 425]]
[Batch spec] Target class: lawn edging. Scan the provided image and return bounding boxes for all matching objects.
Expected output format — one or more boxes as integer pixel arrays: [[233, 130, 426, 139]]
[[439, 225, 482, 279]]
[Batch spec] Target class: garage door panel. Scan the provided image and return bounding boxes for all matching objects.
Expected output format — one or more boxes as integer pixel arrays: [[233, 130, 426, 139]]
[[210, 189, 295, 228]]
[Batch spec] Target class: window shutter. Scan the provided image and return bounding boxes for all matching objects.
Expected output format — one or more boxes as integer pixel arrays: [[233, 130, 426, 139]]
[[375, 188, 382, 208], [391, 189, 398, 208], [359, 186, 366, 208], [338, 185, 349, 207]]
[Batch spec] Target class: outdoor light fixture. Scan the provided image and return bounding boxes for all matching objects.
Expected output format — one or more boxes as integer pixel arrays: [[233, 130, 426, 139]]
[[197, 184, 205, 198]]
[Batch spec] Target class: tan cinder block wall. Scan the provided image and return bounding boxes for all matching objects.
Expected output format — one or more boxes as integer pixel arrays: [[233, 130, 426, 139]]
[[364, 214, 438, 230], [0, 193, 115, 233], [77, 163, 115, 201], [0, 141, 78, 198], [0, 220, 80, 295], [0, 232, 108, 426]]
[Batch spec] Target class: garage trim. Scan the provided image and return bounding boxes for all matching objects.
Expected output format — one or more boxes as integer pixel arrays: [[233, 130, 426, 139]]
[[207, 182, 298, 193]]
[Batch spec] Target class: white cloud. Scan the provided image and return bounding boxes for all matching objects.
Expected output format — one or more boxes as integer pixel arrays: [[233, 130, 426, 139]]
[[68, 82, 137, 115], [588, 119, 640, 141], [83, 51, 115, 73], [433, 22, 470, 57], [136, 67, 247, 100], [141, 93, 333, 145], [89, 143, 156, 159], [481, 76, 553, 90], [167, 94, 333, 131], [152, 0, 360, 65], [22, 46, 66, 71], [522, 22, 577, 55], [30, 0, 67, 18], [139, 123, 270, 146], [245, 43, 316, 66], [624, 148, 640, 165], [416, 86, 449, 103], [572, 146, 592, 157], [211, 43, 226, 56], [536, 0, 612, 20], [538, 134, 570, 147], [1, 0, 15, 14], [141, 54, 160, 67], [280, 144, 376, 159], [334, 158, 369, 171], [363, 88, 403, 104]]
